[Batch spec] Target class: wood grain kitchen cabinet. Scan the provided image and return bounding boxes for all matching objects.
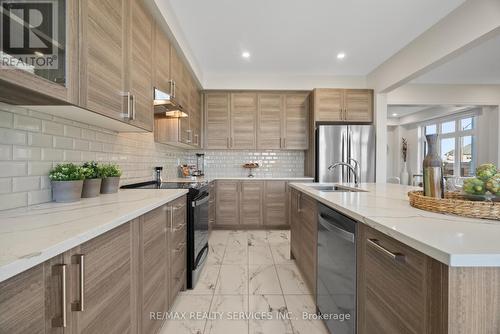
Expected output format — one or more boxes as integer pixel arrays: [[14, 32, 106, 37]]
[[283, 93, 309, 149], [313, 89, 344, 122], [257, 94, 283, 149], [215, 181, 240, 226], [240, 181, 264, 226], [0, 257, 69, 334], [230, 93, 258, 149], [0, 0, 79, 105], [188, 76, 202, 148], [127, 0, 154, 131], [168, 196, 187, 305], [357, 223, 447, 334], [263, 181, 289, 226], [79, 0, 127, 121], [141, 206, 168, 334], [205, 93, 231, 149], [153, 23, 171, 95], [313, 88, 373, 123], [290, 189, 301, 263], [344, 89, 373, 122], [72, 221, 136, 334]]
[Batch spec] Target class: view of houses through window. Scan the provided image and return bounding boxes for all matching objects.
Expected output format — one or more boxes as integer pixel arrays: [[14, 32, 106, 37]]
[[421, 115, 476, 177]]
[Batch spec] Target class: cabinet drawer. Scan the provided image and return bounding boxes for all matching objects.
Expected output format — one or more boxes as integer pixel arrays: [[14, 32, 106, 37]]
[[171, 197, 186, 229], [171, 220, 186, 246], [363, 226, 428, 333]]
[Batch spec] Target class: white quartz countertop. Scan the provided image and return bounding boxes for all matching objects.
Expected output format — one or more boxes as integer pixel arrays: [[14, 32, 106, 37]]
[[0, 189, 188, 282], [157, 177, 314, 183], [289, 182, 500, 267]]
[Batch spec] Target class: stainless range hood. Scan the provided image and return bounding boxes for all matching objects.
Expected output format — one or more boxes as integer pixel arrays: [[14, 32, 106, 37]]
[[153, 86, 187, 118]]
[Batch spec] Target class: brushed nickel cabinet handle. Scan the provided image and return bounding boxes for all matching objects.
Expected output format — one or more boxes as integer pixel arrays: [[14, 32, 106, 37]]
[[367, 239, 405, 263], [72, 254, 85, 312], [52, 264, 67, 328], [122, 92, 132, 120], [131, 94, 136, 121], [297, 193, 302, 212]]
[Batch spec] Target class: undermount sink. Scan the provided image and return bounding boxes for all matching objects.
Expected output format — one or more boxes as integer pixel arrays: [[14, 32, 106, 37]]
[[308, 184, 364, 192]]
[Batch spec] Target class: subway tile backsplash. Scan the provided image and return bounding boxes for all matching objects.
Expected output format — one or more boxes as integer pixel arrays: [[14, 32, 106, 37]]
[[0, 104, 305, 210]]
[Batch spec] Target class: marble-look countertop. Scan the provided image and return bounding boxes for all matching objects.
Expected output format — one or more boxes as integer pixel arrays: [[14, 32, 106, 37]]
[[289, 182, 500, 267], [0, 189, 188, 282], [157, 176, 314, 183]]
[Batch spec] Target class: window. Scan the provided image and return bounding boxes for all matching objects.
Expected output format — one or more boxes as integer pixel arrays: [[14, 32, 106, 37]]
[[420, 115, 476, 177]]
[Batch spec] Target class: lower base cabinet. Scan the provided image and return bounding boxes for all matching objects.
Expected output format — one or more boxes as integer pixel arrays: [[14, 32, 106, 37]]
[[290, 188, 317, 296], [0, 195, 187, 334], [214, 180, 294, 229]]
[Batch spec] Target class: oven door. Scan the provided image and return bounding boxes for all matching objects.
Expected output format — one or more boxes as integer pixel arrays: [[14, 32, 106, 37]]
[[191, 191, 209, 284]]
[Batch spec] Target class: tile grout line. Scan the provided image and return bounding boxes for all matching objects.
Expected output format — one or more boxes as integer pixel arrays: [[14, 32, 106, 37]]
[[268, 230, 296, 333]]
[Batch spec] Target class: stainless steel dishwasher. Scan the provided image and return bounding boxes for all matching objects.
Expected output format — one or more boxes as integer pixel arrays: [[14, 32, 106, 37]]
[[317, 203, 356, 334]]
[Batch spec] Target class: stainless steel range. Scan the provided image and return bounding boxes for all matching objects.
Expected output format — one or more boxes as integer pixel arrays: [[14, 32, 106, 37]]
[[121, 179, 209, 289]]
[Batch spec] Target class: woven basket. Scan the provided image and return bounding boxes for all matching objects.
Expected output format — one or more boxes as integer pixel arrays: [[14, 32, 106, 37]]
[[408, 191, 500, 220]]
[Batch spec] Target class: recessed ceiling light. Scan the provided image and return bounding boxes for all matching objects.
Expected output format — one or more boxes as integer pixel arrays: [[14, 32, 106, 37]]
[[392, 113, 398, 117], [242, 51, 250, 59], [337, 52, 346, 60]]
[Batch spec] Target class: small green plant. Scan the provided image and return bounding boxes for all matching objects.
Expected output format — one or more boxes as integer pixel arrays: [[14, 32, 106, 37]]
[[49, 163, 85, 181], [81, 161, 102, 179], [99, 163, 122, 178]]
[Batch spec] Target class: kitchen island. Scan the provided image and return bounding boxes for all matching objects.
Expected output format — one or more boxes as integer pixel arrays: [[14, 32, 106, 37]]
[[289, 182, 500, 334]]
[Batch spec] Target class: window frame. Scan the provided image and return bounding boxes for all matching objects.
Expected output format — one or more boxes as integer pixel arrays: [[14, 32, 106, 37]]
[[418, 115, 477, 177]]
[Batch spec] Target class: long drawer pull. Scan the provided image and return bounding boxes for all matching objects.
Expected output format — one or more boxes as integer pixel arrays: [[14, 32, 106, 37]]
[[367, 239, 405, 263], [72, 254, 85, 312], [52, 264, 67, 327]]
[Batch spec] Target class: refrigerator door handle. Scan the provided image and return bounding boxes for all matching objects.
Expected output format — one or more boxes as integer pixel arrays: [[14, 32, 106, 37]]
[[347, 129, 352, 183], [341, 131, 345, 182]]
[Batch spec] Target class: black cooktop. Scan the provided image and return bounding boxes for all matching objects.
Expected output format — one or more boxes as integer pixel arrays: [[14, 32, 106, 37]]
[[121, 180, 208, 190]]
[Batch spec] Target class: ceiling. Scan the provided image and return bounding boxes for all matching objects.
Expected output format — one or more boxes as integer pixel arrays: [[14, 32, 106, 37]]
[[387, 105, 430, 118], [412, 33, 500, 84], [160, 0, 465, 83]]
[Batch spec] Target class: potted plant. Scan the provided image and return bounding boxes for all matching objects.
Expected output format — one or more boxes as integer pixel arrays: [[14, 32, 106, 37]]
[[49, 163, 85, 203], [81, 161, 102, 198], [99, 163, 122, 194]]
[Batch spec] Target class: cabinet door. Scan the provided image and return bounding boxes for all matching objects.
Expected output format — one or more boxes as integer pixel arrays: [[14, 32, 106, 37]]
[[169, 196, 187, 305], [284, 93, 309, 149], [170, 47, 185, 107], [79, 0, 126, 120], [141, 206, 168, 334], [314, 89, 343, 122], [205, 93, 230, 149], [153, 23, 171, 94], [0, 0, 78, 104], [74, 222, 134, 334], [344, 89, 373, 123], [240, 181, 263, 226], [188, 78, 202, 148], [215, 181, 239, 226], [298, 193, 318, 295], [230, 93, 257, 149], [289, 189, 301, 262], [263, 181, 288, 226], [358, 224, 433, 334], [128, 0, 153, 131], [208, 181, 216, 236], [257, 94, 283, 149]]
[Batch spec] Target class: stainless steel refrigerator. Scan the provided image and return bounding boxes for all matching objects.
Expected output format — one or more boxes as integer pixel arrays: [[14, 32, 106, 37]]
[[315, 125, 376, 183]]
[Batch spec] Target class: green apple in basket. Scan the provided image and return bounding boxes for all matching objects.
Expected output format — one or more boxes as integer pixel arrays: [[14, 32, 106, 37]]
[[485, 173, 500, 196], [476, 163, 497, 181], [463, 177, 486, 195]]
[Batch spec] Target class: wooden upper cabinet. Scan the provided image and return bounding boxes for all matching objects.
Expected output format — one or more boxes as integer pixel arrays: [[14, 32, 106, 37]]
[[230, 93, 257, 149], [205, 93, 231, 149], [170, 47, 186, 108], [188, 76, 202, 148], [73, 222, 134, 334], [313, 89, 343, 122], [240, 181, 263, 226], [257, 94, 283, 149], [0, 0, 79, 104], [263, 181, 288, 226], [141, 206, 168, 334], [128, 0, 153, 131], [313, 88, 373, 123], [284, 93, 309, 150], [153, 23, 171, 94], [215, 181, 239, 226], [344, 89, 373, 122], [79, 0, 126, 121]]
